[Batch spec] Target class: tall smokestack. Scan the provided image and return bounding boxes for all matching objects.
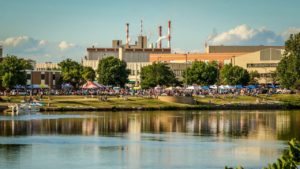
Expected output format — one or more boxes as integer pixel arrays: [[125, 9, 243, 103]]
[[158, 26, 162, 49], [167, 20, 171, 48], [126, 23, 129, 47]]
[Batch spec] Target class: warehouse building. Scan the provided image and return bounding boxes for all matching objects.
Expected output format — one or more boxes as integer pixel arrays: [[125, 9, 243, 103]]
[[232, 48, 284, 83]]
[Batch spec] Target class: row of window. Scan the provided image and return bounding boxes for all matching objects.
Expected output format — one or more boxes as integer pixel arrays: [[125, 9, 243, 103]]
[[27, 74, 56, 80], [247, 63, 278, 68], [259, 73, 274, 78]]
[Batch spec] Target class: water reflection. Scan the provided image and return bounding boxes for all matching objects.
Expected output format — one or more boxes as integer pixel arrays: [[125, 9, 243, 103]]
[[0, 110, 299, 140]]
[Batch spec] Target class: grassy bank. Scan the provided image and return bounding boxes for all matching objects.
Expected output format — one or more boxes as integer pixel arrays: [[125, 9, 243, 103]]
[[0, 94, 300, 111]]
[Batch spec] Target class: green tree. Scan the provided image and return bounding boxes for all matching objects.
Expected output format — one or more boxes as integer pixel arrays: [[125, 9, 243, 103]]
[[277, 33, 300, 89], [140, 62, 179, 89], [220, 64, 250, 85], [82, 67, 96, 81], [0, 55, 33, 90], [58, 59, 83, 88], [249, 70, 260, 85], [183, 61, 218, 85], [97, 56, 129, 87]]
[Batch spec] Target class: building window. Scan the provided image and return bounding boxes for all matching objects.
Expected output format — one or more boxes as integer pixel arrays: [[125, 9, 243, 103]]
[[41, 74, 45, 80], [27, 74, 31, 80], [247, 63, 278, 68], [52, 74, 55, 79], [259, 73, 274, 78]]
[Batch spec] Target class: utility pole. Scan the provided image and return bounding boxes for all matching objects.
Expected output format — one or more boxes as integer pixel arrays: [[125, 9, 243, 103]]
[[185, 53, 188, 87]]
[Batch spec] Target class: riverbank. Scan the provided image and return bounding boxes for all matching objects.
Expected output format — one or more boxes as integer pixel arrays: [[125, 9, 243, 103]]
[[0, 94, 300, 112]]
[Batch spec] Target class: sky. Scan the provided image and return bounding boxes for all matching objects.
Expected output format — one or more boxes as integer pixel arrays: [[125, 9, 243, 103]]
[[1, 0, 300, 62]]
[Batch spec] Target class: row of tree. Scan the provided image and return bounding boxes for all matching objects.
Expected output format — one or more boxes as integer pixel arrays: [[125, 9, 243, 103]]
[[58, 57, 129, 88], [140, 61, 260, 89]]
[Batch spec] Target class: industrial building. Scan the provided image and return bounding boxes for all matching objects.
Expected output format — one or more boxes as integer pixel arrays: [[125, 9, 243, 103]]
[[82, 20, 173, 83], [149, 53, 245, 65], [233, 48, 284, 83], [150, 45, 285, 84], [206, 45, 284, 53], [35, 62, 60, 71]]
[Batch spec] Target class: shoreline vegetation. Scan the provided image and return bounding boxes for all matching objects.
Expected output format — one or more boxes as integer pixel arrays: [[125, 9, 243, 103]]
[[0, 94, 300, 112]]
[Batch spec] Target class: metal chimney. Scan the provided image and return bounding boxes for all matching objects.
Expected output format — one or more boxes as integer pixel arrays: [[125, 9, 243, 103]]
[[167, 20, 171, 48], [126, 23, 129, 47], [158, 26, 162, 49]]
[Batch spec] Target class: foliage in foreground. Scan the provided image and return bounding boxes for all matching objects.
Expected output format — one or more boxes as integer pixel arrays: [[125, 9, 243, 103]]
[[225, 139, 300, 169]]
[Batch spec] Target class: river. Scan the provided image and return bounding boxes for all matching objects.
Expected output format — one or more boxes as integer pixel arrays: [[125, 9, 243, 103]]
[[0, 110, 299, 169]]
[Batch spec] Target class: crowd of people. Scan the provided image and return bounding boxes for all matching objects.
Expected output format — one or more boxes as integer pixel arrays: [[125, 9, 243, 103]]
[[2, 84, 293, 99]]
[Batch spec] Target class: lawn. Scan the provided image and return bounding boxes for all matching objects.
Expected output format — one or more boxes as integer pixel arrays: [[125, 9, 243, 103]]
[[0, 94, 299, 109]]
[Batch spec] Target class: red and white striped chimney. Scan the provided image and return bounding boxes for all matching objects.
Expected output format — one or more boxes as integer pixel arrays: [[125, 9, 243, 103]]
[[167, 20, 171, 48], [158, 26, 162, 49], [126, 23, 129, 47]]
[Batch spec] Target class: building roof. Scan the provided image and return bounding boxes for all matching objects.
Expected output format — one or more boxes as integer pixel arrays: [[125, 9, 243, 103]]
[[207, 45, 285, 53], [87, 47, 171, 52], [149, 53, 245, 62]]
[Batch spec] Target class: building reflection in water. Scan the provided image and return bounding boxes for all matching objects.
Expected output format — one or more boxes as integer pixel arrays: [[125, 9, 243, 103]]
[[0, 110, 299, 141]]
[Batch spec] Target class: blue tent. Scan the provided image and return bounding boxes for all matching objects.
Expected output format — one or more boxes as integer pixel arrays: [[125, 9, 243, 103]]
[[235, 85, 243, 89], [246, 85, 256, 89], [201, 86, 210, 90]]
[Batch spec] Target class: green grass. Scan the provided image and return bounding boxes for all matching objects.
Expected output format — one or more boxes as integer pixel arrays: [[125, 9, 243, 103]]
[[1, 94, 299, 109]]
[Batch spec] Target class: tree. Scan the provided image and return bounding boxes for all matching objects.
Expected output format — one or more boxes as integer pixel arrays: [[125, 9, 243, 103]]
[[183, 61, 218, 85], [277, 33, 300, 89], [140, 62, 179, 89], [249, 70, 260, 85], [220, 64, 250, 85], [97, 56, 129, 87], [58, 59, 83, 88], [82, 67, 96, 81], [0, 55, 33, 90]]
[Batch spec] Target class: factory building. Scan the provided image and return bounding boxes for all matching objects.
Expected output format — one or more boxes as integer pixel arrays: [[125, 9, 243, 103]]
[[83, 20, 173, 83], [36, 62, 60, 71], [149, 53, 245, 65], [150, 45, 285, 84], [232, 48, 284, 83], [84, 20, 172, 62], [206, 45, 284, 53]]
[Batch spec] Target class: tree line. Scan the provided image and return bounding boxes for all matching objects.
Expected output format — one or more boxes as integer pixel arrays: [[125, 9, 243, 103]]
[[0, 32, 299, 90]]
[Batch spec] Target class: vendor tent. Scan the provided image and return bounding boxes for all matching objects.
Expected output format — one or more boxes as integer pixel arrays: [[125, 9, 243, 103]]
[[82, 81, 104, 89]]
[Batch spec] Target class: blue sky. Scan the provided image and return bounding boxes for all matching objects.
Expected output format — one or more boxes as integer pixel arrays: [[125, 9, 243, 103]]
[[1, 0, 300, 62]]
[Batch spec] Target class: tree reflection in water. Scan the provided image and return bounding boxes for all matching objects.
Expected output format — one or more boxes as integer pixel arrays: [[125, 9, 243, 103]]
[[0, 110, 299, 141]]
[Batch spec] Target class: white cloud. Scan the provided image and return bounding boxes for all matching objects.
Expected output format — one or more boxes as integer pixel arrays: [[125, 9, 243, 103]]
[[281, 27, 300, 39], [0, 36, 84, 62], [206, 25, 300, 46], [58, 41, 75, 50], [39, 40, 47, 46]]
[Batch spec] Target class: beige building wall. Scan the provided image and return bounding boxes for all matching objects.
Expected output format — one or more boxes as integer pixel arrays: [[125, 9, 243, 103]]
[[127, 62, 152, 83], [233, 48, 283, 83], [36, 62, 60, 71], [82, 60, 99, 70], [166, 63, 192, 81]]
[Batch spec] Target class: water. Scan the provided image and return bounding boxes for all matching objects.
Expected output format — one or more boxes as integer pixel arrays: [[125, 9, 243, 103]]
[[0, 110, 299, 169]]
